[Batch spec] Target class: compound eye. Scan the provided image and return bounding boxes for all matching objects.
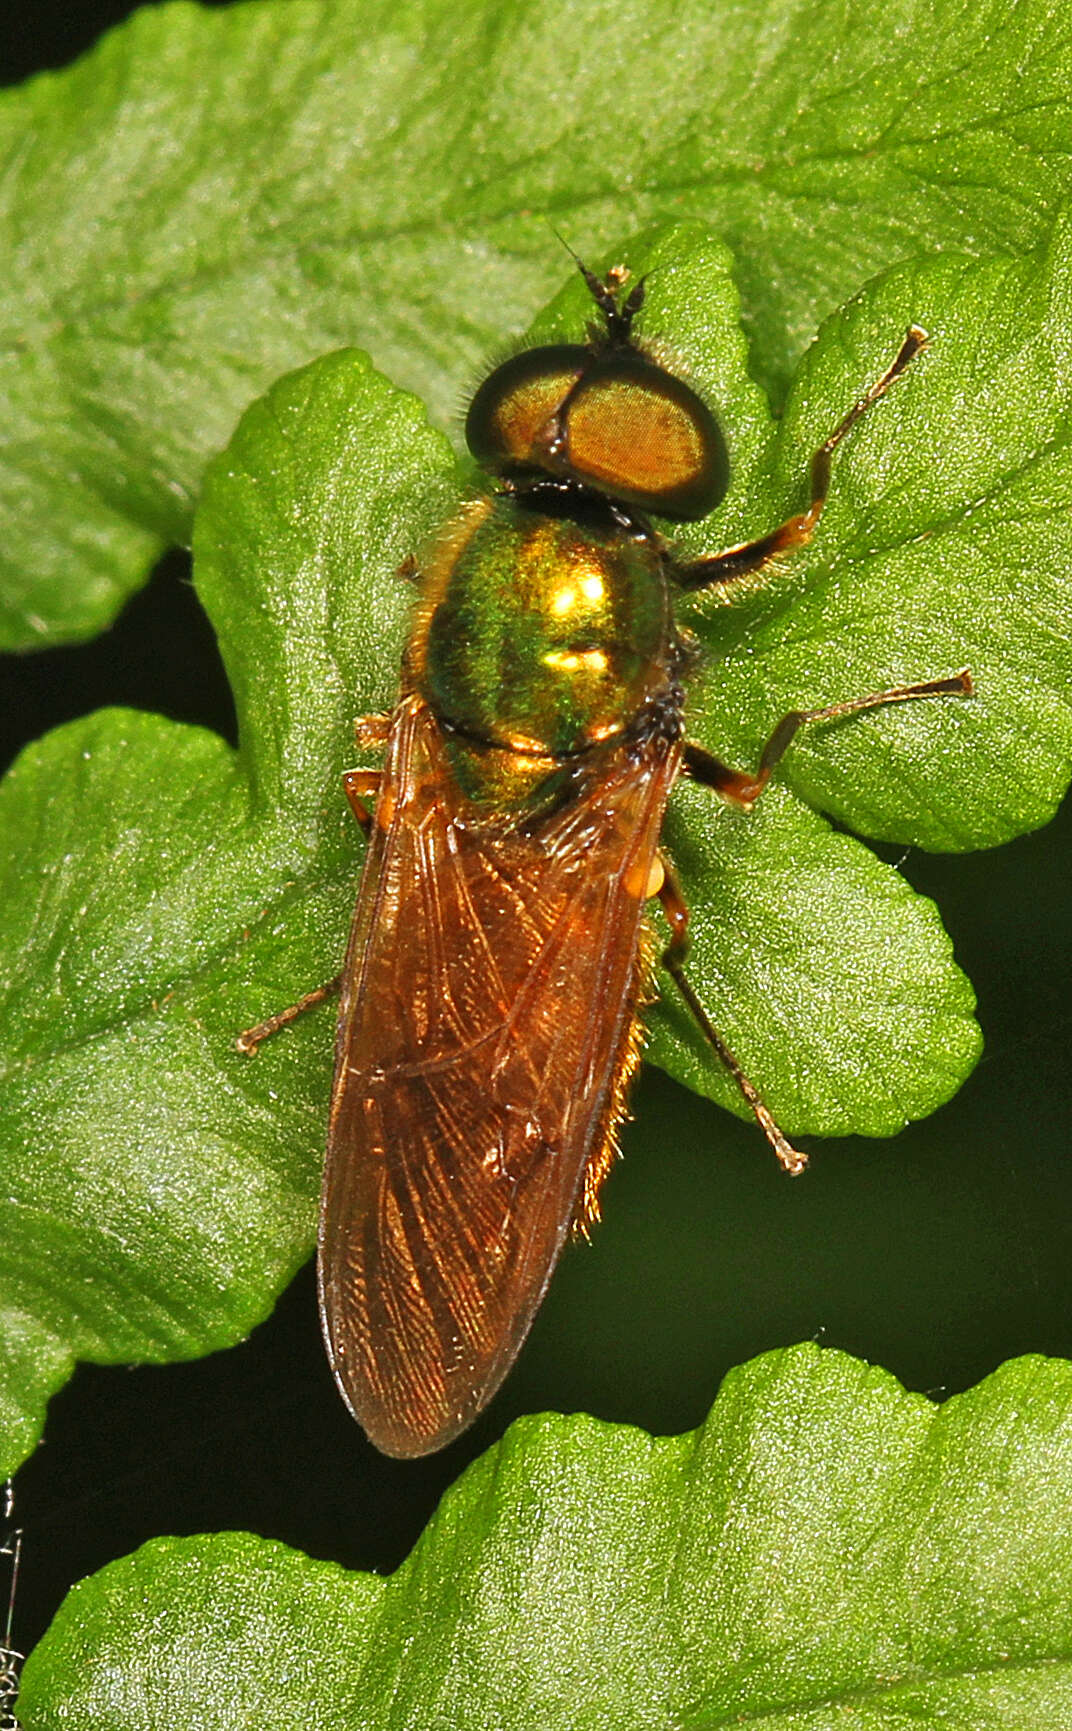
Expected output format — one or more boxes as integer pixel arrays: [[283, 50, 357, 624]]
[[466, 345, 587, 472], [466, 341, 728, 522], [562, 351, 728, 520]]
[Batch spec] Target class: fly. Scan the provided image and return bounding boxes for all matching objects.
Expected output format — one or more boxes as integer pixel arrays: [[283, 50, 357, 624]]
[[238, 261, 972, 1456]]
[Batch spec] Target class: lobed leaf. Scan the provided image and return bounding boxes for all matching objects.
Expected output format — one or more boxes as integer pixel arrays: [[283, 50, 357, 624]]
[[0, 349, 451, 1474], [8, 216, 1072, 1472], [694, 219, 1072, 853], [18, 1347, 1072, 1728]]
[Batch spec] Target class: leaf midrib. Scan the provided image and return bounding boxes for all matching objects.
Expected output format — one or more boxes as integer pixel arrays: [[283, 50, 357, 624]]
[[681, 1646, 1070, 1728]]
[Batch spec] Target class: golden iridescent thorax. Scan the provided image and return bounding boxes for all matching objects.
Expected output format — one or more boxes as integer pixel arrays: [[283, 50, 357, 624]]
[[415, 494, 676, 782]]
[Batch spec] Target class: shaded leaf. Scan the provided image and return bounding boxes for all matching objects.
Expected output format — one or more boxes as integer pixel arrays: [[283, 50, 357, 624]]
[[5, 0, 1072, 643]]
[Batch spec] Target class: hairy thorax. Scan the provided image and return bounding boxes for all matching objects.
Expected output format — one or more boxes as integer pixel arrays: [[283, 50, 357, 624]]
[[413, 496, 677, 806]]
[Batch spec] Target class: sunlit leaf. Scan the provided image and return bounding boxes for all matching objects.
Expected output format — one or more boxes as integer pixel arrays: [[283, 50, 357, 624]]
[[19, 1348, 1072, 1729]]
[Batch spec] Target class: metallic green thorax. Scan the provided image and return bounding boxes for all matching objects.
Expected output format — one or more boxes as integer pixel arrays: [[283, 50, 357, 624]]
[[419, 497, 673, 805]]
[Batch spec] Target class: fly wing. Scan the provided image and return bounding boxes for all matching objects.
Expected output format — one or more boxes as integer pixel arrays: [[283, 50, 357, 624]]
[[320, 692, 680, 1456]]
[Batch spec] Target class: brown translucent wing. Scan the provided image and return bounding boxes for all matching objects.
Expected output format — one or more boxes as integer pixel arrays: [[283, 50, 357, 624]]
[[319, 692, 681, 1457]]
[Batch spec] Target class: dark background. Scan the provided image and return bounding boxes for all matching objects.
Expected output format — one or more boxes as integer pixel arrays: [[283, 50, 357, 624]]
[[3, 0, 1072, 1669]]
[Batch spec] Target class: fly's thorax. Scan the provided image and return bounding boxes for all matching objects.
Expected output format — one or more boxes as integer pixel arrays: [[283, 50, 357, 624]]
[[413, 496, 675, 772]]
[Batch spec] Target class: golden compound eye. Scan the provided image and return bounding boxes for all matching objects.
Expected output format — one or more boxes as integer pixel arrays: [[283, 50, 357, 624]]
[[466, 345, 587, 472], [466, 343, 728, 521], [561, 351, 727, 520]]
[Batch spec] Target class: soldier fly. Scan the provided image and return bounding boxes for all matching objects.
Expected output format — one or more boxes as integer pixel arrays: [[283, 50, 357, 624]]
[[239, 261, 971, 1457]]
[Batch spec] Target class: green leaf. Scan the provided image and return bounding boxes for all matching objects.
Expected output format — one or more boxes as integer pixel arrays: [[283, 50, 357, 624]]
[[648, 783, 978, 1135], [694, 225, 1072, 853], [5, 0, 1072, 645], [18, 1346, 1072, 1728], [13, 208, 1072, 1474]]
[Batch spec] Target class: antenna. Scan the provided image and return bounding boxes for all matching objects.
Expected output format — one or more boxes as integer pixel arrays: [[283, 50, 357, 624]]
[[541, 223, 643, 344]]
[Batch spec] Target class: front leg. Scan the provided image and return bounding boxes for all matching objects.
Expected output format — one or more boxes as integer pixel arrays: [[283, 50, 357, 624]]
[[679, 326, 928, 592]]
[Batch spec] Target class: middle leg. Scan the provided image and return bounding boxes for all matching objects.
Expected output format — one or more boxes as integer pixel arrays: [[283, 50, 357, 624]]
[[683, 670, 973, 809]]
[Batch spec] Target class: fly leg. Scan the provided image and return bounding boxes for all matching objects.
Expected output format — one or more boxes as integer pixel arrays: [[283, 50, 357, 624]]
[[678, 326, 927, 591], [655, 854, 806, 1175], [343, 707, 391, 830], [682, 670, 973, 810], [236, 715, 388, 1056], [236, 977, 345, 1056], [342, 768, 382, 833], [660, 662, 973, 1162]]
